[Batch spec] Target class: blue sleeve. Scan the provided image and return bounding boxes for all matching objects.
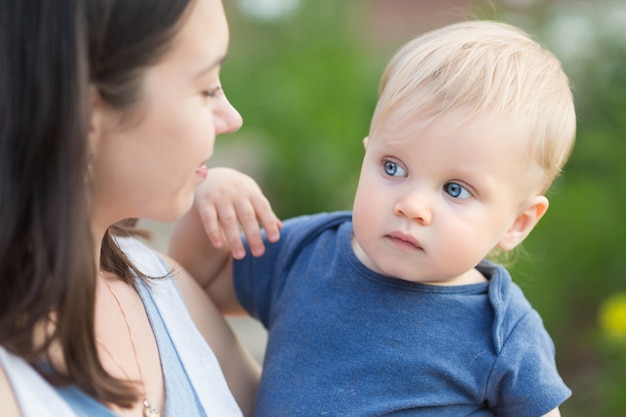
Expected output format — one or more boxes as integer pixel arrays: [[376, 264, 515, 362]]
[[233, 212, 350, 328], [486, 309, 571, 416], [232, 215, 306, 327]]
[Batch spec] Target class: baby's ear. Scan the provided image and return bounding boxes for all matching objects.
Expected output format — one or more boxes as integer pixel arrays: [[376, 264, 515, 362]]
[[498, 196, 549, 252]]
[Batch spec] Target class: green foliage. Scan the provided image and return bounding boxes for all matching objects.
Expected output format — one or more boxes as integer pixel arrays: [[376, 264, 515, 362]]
[[222, 1, 383, 217], [517, 11, 626, 414]]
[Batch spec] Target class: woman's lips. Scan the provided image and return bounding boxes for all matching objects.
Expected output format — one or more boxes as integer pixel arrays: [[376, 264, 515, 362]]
[[196, 163, 208, 180]]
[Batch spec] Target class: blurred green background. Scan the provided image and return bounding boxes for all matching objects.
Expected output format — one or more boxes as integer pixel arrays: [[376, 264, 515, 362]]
[[213, 0, 626, 415]]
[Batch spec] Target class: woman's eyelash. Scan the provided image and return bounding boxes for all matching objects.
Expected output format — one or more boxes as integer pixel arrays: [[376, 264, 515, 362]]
[[202, 86, 223, 98]]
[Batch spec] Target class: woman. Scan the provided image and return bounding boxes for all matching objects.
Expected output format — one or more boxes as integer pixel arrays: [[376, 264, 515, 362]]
[[0, 0, 280, 416]]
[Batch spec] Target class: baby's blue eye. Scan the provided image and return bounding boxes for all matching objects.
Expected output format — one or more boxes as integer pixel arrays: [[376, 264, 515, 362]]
[[445, 182, 471, 199], [383, 160, 407, 177]]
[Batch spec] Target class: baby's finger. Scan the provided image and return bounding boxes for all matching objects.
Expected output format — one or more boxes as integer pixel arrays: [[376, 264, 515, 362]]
[[253, 195, 281, 243], [217, 205, 246, 259], [235, 200, 266, 258], [198, 204, 223, 248]]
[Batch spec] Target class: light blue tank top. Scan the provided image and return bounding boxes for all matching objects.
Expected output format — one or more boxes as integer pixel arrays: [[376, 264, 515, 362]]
[[0, 237, 241, 417], [55, 278, 206, 417], [47, 237, 242, 417]]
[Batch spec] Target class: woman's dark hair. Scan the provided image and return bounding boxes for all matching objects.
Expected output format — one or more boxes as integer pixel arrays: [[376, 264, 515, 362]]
[[0, 0, 193, 407]]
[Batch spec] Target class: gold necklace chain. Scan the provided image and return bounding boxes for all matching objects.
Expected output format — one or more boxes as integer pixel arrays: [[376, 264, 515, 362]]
[[98, 272, 160, 417]]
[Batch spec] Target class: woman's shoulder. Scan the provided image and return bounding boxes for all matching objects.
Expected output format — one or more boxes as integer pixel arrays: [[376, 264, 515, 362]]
[[0, 350, 22, 417]]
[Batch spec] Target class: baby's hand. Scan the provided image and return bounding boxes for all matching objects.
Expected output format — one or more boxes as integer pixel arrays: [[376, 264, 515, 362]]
[[194, 167, 281, 259]]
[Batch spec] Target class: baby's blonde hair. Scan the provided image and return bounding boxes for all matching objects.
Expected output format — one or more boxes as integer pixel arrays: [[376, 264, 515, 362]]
[[370, 20, 576, 193]]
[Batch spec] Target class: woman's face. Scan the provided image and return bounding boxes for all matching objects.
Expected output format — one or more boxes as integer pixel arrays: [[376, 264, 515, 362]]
[[90, 0, 241, 227]]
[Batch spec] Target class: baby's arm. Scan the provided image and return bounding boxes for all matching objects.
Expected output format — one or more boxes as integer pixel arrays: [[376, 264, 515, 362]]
[[541, 408, 561, 417], [169, 167, 281, 314]]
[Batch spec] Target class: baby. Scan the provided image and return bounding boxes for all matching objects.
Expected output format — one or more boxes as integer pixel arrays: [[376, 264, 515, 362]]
[[171, 20, 575, 416]]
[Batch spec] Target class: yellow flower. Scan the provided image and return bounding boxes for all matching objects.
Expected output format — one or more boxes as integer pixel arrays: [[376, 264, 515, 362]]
[[599, 292, 626, 342]]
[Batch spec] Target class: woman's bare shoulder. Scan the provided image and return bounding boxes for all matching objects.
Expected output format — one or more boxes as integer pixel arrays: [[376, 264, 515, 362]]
[[0, 359, 23, 417]]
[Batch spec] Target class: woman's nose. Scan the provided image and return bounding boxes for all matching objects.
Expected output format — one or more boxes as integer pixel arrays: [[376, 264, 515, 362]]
[[215, 95, 243, 135]]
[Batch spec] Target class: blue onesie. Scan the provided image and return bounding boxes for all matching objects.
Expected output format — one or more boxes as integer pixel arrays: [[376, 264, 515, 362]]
[[234, 211, 571, 416]]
